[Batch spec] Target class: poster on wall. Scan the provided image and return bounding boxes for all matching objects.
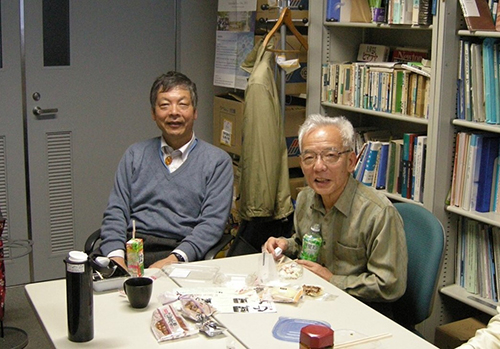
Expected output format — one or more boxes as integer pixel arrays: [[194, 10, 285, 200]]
[[214, 0, 257, 90]]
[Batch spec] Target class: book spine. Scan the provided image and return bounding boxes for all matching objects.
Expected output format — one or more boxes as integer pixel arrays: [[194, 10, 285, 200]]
[[376, 143, 390, 189], [361, 141, 382, 186]]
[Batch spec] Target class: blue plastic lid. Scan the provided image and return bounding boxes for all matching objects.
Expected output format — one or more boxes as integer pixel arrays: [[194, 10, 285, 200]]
[[272, 316, 331, 342]]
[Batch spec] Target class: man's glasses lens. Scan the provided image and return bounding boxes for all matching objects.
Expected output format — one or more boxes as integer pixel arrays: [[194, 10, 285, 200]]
[[300, 149, 350, 166]]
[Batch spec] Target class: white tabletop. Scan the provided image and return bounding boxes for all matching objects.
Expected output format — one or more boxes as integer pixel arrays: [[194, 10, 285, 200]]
[[26, 253, 437, 348], [25, 269, 244, 348]]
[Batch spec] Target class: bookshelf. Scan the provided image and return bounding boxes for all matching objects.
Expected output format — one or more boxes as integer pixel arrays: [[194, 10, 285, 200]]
[[306, 0, 459, 342]]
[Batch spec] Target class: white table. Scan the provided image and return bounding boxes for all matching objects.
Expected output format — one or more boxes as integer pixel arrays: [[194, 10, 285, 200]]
[[25, 269, 244, 348], [177, 254, 438, 349], [26, 254, 437, 348]]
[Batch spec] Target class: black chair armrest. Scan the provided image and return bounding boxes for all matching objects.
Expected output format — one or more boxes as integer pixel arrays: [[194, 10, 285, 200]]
[[84, 229, 102, 255], [204, 233, 234, 260]]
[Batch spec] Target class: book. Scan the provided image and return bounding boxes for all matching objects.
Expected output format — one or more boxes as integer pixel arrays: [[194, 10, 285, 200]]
[[412, 0, 421, 25], [464, 40, 472, 121], [361, 141, 382, 186], [493, 146, 500, 213], [458, 0, 496, 30], [476, 136, 500, 212], [392, 69, 407, 114], [493, 41, 500, 124], [461, 133, 482, 211], [415, 74, 427, 117], [326, 0, 342, 21], [402, 133, 418, 199], [407, 73, 419, 116], [470, 43, 486, 123], [401, 62, 431, 78], [357, 44, 390, 63], [470, 134, 484, 211], [340, 0, 353, 22], [483, 38, 497, 124], [412, 135, 427, 202], [418, 0, 433, 25], [375, 142, 390, 189], [355, 141, 372, 181], [387, 139, 404, 193], [391, 47, 430, 63], [457, 39, 466, 120]]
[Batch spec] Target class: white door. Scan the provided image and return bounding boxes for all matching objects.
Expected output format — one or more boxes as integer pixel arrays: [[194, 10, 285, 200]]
[[1, 0, 176, 283]]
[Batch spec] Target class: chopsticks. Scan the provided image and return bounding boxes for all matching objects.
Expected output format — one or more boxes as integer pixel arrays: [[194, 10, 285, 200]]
[[335, 332, 392, 348]]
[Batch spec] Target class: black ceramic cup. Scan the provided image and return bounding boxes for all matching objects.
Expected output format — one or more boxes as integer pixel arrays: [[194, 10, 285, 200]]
[[123, 277, 153, 308]]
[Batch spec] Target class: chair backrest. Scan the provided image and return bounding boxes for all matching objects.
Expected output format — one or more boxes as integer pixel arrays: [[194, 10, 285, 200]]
[[392, 202, 445, 328]]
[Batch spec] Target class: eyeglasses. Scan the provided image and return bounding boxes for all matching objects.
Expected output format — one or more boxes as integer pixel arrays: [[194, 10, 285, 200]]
[[300, 148, 351, 166]]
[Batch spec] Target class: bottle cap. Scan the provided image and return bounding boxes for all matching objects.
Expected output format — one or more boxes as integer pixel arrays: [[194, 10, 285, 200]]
[[68, 251, 88, 263], [274, 247, 283, 256], [311, 224, 321, 233]]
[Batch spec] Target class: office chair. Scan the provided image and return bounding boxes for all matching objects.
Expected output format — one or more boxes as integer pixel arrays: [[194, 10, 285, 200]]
[[392, 202, 445, 334], [84, 229, 234, 261]]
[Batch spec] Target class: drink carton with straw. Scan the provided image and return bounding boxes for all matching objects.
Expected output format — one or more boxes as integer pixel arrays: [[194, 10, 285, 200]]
[[126, 220, 144, 277]]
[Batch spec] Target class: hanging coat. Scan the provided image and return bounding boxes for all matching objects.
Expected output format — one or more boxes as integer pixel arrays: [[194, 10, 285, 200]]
[[238, 38, 294, 221]]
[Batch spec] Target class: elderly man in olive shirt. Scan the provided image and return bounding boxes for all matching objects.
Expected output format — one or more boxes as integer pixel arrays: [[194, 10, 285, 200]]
[[265, 114, 407, 316]]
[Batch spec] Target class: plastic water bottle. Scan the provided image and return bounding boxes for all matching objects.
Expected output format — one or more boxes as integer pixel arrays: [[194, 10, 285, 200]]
[[64, 251, 94, 342], [300, 224, 322, 262]]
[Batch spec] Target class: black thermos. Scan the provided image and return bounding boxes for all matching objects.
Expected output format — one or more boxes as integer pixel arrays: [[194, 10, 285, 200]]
[[65, 251, 94, 342]]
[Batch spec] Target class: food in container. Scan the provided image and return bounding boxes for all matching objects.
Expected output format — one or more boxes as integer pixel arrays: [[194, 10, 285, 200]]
[[277, 260, 303, 279]]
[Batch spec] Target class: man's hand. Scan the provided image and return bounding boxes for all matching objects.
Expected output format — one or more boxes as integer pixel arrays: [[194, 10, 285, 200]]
[[296, 259, 333, 281], [263, 237, 289, 259], [149, 254, 179, 270]]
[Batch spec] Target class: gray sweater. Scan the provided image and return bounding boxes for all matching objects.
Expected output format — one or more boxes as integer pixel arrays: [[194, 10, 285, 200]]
[[99, 137, 233, 261]]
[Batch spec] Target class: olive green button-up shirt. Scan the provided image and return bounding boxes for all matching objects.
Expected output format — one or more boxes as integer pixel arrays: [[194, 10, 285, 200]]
[[286, 176, 408, 303]]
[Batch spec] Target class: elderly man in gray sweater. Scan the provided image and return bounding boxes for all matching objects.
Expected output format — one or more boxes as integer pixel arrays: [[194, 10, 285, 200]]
[[99, 71, 233, 270]]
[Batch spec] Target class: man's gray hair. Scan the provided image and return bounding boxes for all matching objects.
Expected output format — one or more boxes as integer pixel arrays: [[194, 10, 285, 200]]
[[298, 114, 355, 152]]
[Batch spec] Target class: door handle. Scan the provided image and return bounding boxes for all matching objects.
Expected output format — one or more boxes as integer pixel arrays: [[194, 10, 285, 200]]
[[33, 106, 58, 116]]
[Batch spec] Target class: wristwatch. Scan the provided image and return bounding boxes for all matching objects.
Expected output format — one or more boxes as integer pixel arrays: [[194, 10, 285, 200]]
[[169, 251, 185, 262]]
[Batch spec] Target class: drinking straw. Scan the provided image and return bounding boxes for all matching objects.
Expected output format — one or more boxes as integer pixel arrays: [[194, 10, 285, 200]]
[[132, 219, 136, 239]]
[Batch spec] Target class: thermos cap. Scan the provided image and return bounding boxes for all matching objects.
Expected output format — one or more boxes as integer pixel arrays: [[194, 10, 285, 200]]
[[68, 251, 88, 263]]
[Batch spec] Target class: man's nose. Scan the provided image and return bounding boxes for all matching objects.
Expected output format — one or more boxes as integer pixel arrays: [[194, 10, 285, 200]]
[[313, 155, 327, 170]]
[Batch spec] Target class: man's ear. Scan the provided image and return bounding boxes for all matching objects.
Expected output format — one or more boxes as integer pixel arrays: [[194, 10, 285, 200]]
[[347, 151, 357, 173]]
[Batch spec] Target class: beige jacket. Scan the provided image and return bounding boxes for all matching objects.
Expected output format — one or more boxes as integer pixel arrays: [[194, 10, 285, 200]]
[[238, 38, 294, 221]]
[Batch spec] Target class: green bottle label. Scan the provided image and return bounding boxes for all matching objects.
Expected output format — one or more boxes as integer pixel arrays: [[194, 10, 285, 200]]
[[300, 234, 322, 261]]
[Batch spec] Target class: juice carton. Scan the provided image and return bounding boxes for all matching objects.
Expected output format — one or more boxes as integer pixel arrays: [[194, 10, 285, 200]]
[[126, 238, 144, 277]]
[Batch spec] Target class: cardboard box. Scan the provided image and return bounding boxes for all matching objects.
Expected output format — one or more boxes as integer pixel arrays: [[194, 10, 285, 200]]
[[213, 94, 305, 168], [284, 105, 305, 168], [434, 317, 487, 349], [256, 0, 309, 25], [213, 93, 244, 157]]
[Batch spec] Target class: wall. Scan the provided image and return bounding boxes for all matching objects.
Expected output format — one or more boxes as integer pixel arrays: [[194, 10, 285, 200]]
[[177, 0, 222, 143]]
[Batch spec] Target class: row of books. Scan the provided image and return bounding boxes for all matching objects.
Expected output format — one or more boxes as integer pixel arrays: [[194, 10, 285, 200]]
[[325, 0, 434, 25], [457, 38, 500, 124], [456, 216, 500, 301], [321, 61, 431, 118], [449, 132, 500, 213], [354, 133, 427, 202]]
